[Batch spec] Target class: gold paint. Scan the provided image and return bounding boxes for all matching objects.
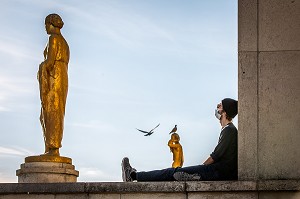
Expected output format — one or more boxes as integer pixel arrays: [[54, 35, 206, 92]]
[[168, 133, 184, 168], [25, 155, 72, 164], [37, 14, 70, 157]]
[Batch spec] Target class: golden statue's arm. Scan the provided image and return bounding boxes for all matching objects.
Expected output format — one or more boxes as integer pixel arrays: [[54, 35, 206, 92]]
[[168, 140, 181, 148], [41, 35, 58, 71]]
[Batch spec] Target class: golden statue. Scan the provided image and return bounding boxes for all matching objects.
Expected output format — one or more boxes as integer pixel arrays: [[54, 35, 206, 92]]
[[37, 13, 69, 156], [168, 133, 184, 168]]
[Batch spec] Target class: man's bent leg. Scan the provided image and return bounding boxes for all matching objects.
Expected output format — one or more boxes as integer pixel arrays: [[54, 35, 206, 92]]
[[136, 167, 176, 182], [175, 165, 220, 181]]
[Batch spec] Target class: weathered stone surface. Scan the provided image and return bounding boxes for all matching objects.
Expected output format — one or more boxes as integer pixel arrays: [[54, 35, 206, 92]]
[[259, 191, 300, 199], [20, 162, 75, 169], [188, 192, 258, 199], [0, 181, 300, 198], [55, 194, 89, 199], [258, 180, 300, 191], [238, 52, 258, 180], [86, 182, 185, 193], [0, 183, 85, 194], [89, 194, 120, 199], [1, 181, 300, 194], [0, 195, 55, 199], [238, 0, 300, 182], [16, 162, 79, 183], [186, 181, 257, 192], [238, 0, 258, 51], [121, 193, 186, 199], [258, 51, 300, 180], [259, 0, 300, 51]]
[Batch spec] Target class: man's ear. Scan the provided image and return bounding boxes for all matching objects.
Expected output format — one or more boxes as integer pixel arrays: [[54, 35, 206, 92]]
[[224, 111, 228, 117]]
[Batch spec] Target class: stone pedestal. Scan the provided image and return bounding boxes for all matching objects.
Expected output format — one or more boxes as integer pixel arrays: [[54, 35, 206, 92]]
[[16, 156, 79, 183]]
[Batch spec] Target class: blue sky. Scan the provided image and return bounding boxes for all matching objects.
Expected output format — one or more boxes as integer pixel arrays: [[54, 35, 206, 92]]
[[0, 0, 237, 182]]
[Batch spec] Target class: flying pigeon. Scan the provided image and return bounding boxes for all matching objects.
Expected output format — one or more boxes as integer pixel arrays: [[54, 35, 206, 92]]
[[169, 125, 177, 134], [136, 123, 160, 136]]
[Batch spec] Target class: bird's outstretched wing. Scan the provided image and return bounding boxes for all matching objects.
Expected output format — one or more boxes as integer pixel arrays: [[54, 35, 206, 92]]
[[136, 123, 160, 136], [150, 123, 160, 132], [136, 128, 149, 134]]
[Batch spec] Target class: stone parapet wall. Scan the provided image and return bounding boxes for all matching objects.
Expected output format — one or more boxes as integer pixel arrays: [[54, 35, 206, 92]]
[[0, 181, 299, 198]]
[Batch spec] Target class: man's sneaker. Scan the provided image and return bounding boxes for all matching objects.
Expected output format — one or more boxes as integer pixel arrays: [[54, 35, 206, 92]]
[[173, 171, 201, 181], [121, 157, 136, 182]]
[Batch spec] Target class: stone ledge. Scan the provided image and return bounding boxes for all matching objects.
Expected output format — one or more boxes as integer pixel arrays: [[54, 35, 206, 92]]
[[186, 181, 257, 192], [187, 180, 300, 192], [87, 182, 185, 193], [0, 180, 299, 194], [258, 180, 300, 191]]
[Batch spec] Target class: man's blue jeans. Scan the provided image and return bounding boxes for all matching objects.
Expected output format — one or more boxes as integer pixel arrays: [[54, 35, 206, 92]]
[[136, 164, 220, 181]]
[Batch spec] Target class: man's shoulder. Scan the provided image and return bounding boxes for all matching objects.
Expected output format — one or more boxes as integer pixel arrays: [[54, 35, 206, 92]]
[[223, 123, 238, 134]]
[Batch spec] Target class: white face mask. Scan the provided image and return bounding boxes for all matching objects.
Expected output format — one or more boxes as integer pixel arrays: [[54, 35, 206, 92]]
[[215, 109, 222, 120]]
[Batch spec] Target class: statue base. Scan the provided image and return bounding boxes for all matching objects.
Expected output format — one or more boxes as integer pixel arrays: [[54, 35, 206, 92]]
[[16, 155, 79, 183]]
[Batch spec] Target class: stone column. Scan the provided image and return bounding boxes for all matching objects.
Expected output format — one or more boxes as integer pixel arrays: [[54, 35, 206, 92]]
[[238, 0, 300, 180], [16, 156, 79, 183]]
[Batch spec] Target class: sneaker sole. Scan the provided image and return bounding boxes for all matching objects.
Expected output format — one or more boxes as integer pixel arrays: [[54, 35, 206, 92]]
[[173, 171, 201, 181], [121, 157, 128, 182]]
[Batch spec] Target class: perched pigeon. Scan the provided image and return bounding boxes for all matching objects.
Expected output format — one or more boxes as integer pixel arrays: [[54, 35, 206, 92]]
[[136, 123, 160, 136], [169, 125, 177, 134]]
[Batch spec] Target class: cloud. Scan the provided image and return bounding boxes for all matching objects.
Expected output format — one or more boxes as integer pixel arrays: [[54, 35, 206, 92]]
[[59, 1, 174, 48], [0, 76, 33, 94], [0, 75, 36, 112], [0, 172, 17, 183], [78, 167, 120, 182], [0, 35, 39, 62], [67, 120, 117, 133], [68, 121, 102, 130], [0, 106, 10, 112], [0, 146, 34, 157]]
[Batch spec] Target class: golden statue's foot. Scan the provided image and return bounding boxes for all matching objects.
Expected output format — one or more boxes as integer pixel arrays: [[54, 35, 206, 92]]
[[44, 147, 49, 154], [41, 148, 60, 156]]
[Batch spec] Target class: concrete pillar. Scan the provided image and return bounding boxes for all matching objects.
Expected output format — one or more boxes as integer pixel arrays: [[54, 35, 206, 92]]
[[238, 0, 300, 180]]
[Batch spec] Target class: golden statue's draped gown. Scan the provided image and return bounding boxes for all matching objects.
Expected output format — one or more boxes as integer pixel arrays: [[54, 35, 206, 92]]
[[168, 133, 184, 168], [38, 33, 69, 153]]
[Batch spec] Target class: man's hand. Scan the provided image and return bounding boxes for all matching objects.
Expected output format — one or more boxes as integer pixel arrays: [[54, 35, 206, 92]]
[[203, 156, 214, 165]]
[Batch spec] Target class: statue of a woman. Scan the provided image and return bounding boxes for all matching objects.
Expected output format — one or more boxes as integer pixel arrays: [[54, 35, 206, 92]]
[[37, 14, 70, 156], [168, 133, 184, 168]]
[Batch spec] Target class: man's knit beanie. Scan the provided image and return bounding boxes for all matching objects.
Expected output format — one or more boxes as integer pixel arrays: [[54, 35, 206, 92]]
[[222, 98, 238, 119]]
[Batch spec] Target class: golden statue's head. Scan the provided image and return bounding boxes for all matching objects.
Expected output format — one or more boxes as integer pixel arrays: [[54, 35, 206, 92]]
[[45, 13, 64, 29], [171, 133, 180, 142]]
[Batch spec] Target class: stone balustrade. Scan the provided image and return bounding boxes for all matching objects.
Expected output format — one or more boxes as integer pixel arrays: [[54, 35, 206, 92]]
[[0, 180, 299, 198]]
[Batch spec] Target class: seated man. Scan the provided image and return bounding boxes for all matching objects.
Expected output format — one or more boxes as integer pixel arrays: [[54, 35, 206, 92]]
[[122, 98, 238, 181]]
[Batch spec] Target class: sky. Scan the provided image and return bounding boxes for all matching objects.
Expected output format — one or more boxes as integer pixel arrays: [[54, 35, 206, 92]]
[[0, 0, 238, 182]]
